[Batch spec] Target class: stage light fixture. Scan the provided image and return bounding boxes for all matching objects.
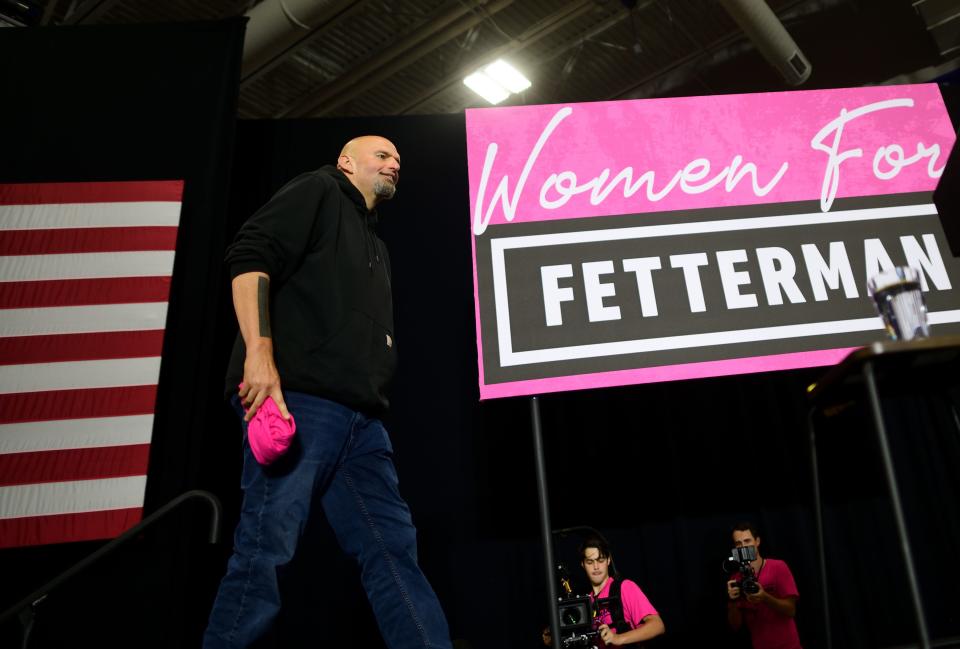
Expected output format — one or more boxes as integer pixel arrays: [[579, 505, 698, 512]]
[[463, 59, 531, 105], [484, 60, 531, 94], [463, 71, 510, 105]]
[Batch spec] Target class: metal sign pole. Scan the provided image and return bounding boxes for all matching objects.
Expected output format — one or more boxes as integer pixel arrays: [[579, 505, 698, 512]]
[[530, 395, 561, 649]]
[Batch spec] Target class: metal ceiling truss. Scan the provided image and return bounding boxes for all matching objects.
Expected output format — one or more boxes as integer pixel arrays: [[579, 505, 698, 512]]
[[22, 0, 958, 118]]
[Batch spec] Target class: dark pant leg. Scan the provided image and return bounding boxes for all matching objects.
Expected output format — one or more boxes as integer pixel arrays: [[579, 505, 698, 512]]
[[320, 415, 452, 649], [203, 393, 354, 649]]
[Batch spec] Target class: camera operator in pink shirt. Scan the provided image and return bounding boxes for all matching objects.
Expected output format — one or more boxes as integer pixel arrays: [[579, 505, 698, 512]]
[[580, 535, 665, 647], [725, 522, 802, 649]]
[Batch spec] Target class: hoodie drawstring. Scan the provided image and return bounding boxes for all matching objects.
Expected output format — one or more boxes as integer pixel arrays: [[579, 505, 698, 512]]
[[363, 211, 381, 273]]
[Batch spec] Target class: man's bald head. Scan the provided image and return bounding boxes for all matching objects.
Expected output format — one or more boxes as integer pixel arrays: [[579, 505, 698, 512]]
[[336, 135, 401, 209]]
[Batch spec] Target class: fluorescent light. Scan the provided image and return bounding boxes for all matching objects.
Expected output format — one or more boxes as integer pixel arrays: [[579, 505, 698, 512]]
[[463, 71, 510, 105], [484, 60, 531, 94], [463, 59, 531, 105]]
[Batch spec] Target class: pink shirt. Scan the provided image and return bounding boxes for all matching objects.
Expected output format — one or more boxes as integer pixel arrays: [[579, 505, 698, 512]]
[[733, 558, 802, 649], [592, 577, 658, 647]]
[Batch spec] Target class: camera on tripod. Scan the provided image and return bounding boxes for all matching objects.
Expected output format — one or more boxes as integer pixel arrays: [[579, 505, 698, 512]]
[[723, 545, 760, 596]]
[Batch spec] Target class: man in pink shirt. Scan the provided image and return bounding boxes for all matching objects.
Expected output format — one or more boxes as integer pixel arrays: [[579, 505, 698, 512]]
[[726, 522, 803, 649], [579, 535, 665, 647]]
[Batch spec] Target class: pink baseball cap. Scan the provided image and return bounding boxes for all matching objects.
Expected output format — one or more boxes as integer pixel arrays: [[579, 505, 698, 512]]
[[239, 385, 296, 465]]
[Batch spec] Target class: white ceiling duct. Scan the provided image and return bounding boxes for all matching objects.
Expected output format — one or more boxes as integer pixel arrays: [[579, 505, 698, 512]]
[[719, 0, 812, 86], [242, 0, 358, 82]]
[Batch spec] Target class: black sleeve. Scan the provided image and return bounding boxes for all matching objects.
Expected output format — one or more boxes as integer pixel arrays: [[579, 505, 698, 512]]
[[225, 172, 330, 282]]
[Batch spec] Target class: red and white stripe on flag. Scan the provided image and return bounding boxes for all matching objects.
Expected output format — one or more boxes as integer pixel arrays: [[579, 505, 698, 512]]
[[0, 180, 183, 548]]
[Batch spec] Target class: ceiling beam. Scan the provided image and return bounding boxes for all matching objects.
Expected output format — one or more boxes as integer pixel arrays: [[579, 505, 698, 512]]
[[42, 0, 62, 25], [281, 0, 517, 118], [528, 1, 656, 76], [63, 0, 122, 24], [395, 0, 603, 115]]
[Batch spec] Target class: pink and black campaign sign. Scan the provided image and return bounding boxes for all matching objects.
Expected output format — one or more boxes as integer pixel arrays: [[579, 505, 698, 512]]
[[466, 84, 960, 399]]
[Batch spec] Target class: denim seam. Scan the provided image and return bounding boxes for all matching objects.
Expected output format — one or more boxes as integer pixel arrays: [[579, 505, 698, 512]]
[[226, 467, 269, 645], [344, 466, 430, 648], [339, 412, 362, 470]]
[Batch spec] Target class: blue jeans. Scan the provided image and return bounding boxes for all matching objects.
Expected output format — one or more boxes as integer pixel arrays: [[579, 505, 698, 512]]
[[203, 392, 451, 649]]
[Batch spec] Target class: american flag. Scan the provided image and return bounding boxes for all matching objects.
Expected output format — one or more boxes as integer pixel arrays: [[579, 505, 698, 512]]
[[0, 180, 182, 548]]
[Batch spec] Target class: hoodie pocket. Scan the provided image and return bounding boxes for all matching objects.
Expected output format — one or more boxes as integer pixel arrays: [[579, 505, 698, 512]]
[[313, 308, 396, 365]]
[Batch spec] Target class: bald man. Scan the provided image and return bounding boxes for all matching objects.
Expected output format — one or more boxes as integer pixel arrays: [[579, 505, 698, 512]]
[[205, 137, 452, 649]]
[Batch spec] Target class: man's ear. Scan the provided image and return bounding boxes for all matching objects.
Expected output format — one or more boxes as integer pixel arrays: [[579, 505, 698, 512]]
[[755, 537, 761, 549], [337, 155, 353, 173]]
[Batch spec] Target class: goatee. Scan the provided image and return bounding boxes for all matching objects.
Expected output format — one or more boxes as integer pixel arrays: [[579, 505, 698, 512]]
[[373, 179, 396, 200]]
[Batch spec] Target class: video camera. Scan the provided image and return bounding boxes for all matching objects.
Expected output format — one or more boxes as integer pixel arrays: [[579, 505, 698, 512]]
[[722, 545, 760, 596], [553, 563, 621, 649], [556, 593, 599, 648]]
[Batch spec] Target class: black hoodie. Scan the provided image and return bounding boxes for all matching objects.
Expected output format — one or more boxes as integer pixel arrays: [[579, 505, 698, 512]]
[[224, 166, 397, 414]]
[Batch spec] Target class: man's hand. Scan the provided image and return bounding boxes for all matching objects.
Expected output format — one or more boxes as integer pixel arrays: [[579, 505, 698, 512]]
[[598, 624, 621, 646], [747, 583, 797, 618], [727, 579, 741, 600], [744, 582, 767, 604], [239, 343, 290, 421], [598, 614, 665, 645]]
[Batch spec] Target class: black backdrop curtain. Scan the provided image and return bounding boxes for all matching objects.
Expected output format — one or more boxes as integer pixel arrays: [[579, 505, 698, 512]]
[[223, 115, 960, 649], [1, 18, 959, 648], [0, 19, 245, 649]]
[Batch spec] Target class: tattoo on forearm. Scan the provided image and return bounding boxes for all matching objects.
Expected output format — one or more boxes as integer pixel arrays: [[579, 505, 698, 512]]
[[257, 276, 271, 337]]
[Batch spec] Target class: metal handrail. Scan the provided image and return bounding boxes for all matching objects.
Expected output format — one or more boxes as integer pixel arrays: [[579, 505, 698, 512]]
[[0, 489, 222, 647]]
